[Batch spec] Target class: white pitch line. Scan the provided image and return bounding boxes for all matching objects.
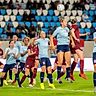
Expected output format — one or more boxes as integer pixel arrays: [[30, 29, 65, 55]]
[[1, 86, 94, 93]]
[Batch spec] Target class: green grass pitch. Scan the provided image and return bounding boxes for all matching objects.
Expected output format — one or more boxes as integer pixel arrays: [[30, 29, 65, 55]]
[[0, 72, 95, 96]]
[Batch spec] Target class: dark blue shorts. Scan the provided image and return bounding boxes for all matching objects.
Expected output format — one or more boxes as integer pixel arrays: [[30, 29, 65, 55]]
[[39, 58, 51, 68], [93, 52, 96, 64], [18, 62, 25, 71], [3, 64, 16, 72], [57, 45, 70, 53]]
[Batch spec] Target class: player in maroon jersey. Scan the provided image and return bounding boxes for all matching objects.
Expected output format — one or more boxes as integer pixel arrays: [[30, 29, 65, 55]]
[[20, 38, 39, 87], [70, 19, 88, 80], [0, 42, 4, 69]]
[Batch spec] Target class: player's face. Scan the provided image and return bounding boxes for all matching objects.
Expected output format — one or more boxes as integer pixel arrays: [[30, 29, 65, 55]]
[[12, 35, 18, 42], [24, 38, 29, 45], [9, 41, 14, 48], [61, 20, 67, 27], [40, 32, 46, 38]]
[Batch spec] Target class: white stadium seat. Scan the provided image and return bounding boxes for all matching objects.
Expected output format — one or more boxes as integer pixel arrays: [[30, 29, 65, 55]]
[[37, 9, 43, 16], [77, 10, 83, 16], [61, 10, 65, 16], [10, 15, 16, 21], [0, 22, 6, 28], [45, 4, 50, 10], [4, 15, 10, 21], [72, 10, 77, 16], [37, 22, 43, 27], [54, 10, 59, 16], [86, 22, 92, 28], [6, 9, 12, 15], [19, 9, 24, 15], [25, 9, 30, 15], [13, 9, 18, 15], [76, 16, 81, 22], [23, 0, 28, 3], [85, 4, 90, 10], [66, 10, 71, 16], [70, 16, 75, 20], [43, 10, 48, 16], [80, 22, 86, 28], [0, 15, 3, 21], [12, 22, 18, 28], [64, 16, 70, 21]]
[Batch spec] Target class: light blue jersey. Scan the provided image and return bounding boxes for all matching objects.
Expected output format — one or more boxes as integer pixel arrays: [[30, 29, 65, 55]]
[[14, 41, 22, 52], [20, 46, 28, 63], [5, 47, 18, 65], [35, 38, 49, 58], [14, 41, 22, 60], [53, 26, 70, 45], [93, 32, 96, 53]]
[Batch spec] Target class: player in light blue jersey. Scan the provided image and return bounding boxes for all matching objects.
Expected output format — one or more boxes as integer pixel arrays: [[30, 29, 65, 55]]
[[93, 32, 96, 92], [12, 37, 30, 85], [7, 35, 22, 83], [0, 40, 21, 87], [50, 16, 71, 83], [35, 31, 55, 89]]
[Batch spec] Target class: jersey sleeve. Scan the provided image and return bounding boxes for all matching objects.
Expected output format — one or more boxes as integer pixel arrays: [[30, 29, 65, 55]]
[[5, 48, 9, 54], [35, 39, 40, 45], [53, 28, 59, 37], [15, 48, 19, 56]]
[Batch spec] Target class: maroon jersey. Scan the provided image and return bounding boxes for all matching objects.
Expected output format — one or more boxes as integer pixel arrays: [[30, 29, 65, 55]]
[[0, 48, 3, 57], [26, 45, 39, 69], [27, 45, 39, 59], [0, 48, 3, 65], [71, 24, 81, 50]]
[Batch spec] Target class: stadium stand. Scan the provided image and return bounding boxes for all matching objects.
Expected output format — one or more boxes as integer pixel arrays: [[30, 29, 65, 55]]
[[0, 0, 95, 40]]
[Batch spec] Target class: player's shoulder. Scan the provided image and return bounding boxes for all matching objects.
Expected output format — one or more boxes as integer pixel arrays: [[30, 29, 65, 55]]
[[56, 26, 62, 30]]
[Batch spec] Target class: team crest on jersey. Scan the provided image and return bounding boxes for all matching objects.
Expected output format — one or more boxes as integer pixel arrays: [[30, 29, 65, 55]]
[[27, 65, 29, 67]]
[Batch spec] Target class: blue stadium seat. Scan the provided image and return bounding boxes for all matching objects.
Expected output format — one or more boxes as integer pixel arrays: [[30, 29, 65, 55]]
[[21, 34, 26, 39], [41, 16, 46, 22], [31, 10, 36, 15], [0, 9, 6, 15], [19, 22, 24, 25], [35, 16, 40, 21], [77, 22, 80, 27], [56, 22, 60, 26], [25, 22, 31, 27], [83, 10, 89, 15], [42, 28, 48, 33], [32, 22, 37, 27], [93, 22, 96, 28], [16, 15, 23, 21], [95, 10, 96, 15], [44, 22, 49, 28], [85, 28, 90, 33], [48, 10, 54, 16], [89, 10, 94, 16], [1, 34, 7, 39], [0, 28, 3, 34], [11, 28, 16, 33], [50, 22, 56, 27], [89, 16, 94, 22], [80, 28, 85, 34], [53, 16, 59, 22], [46, 16, 52, 22]]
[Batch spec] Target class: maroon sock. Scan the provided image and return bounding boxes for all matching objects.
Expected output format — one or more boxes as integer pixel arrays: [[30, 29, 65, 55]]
[[20, 75, 26, 84], [52, 69, 55, 73], [70, 61, 77, 75], [59, 71, 65, 79], [30, 76, 33, 84], [33, 68, 37, 78], [80, 60, 84, 74]]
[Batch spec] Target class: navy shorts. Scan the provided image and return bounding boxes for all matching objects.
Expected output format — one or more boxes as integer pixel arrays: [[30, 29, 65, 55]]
[[3, 63, 16, 72], [57, 45, 70, 53], [39, 58, 51, 68], [93, 52, 96, 64], [18, 62, 25, 71]]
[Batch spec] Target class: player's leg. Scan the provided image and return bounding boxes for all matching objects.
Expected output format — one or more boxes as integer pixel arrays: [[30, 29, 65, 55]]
[[75, 49, 87, 79], [47, 58, 55, 89], [65, 51, 72, 82], [93, 52, 96, 92], [20, 68, 30, 85], [57, 52, 64, 82], [39, 58, 46, 89], [70, 54, 78, 81], [7, 69, 13, 83]]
